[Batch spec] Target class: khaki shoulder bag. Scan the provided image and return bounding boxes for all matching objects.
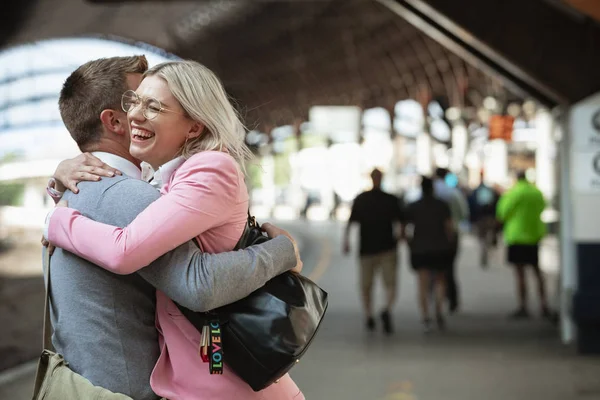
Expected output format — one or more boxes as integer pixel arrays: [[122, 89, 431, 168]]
[[31, 249, 133, 400]]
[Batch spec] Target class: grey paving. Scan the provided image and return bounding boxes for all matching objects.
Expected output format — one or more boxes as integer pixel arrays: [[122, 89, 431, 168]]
[[286, 220, 600, 400], [2, 220, 600, 400]]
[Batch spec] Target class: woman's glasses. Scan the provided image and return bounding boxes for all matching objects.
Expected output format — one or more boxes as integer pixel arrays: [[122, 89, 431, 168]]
[[121, 90, 185, 120]]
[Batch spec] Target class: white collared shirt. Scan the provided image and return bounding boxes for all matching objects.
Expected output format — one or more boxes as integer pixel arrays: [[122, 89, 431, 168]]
[[91, 152, 142, 179], [145, 156, 186, 189]]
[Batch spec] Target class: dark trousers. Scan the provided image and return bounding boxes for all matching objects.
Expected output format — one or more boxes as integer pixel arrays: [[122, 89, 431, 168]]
[[446, 238, 459, 309]]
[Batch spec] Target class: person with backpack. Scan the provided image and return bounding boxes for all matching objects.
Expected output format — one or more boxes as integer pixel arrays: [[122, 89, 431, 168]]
[[469, 170, 500, 268]]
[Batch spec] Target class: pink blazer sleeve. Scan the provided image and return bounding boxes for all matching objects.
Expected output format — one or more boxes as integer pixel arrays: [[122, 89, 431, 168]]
[[47, 152, 241, 274]]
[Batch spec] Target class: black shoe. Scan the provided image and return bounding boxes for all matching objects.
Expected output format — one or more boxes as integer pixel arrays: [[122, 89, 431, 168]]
[[422, 318, 432, 334], [543, 309, 559, 325], [448, 301, 459, 314], [480, 253, 489, 269], [436, 314, 446, 331], [509, 308, 530, 319], [366, 317, 375, 331], [381, 311, 393, 335]]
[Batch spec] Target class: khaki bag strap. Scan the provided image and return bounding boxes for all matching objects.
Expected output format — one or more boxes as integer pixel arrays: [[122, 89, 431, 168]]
[[42, 248, 55, 352]]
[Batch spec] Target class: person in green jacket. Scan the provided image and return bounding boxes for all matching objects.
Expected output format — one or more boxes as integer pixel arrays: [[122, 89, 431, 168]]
[[496, 171, 551, 319]]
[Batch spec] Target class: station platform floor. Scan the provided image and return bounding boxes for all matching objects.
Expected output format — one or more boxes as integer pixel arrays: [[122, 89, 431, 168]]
[[1, 221, 599, 400]]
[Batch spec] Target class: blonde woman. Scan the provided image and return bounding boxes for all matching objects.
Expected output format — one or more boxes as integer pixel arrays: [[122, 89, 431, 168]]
[[45, 60, 304, 399]]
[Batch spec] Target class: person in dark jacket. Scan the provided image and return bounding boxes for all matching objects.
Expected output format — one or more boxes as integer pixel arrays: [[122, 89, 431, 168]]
[[403, 176, 454, 332]]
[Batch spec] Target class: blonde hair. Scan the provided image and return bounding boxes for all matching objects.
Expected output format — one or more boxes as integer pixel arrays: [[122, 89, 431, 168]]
[[144, 60, 253, 170]]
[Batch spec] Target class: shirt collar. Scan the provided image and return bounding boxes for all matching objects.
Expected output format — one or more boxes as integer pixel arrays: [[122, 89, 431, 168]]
[[158, 156, 186, 185], [91, 152, 141, 179], [144, 156, 186, 189]]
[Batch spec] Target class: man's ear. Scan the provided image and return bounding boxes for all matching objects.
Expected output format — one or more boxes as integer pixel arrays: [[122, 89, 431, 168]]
[[99, 110, 128, 136], [187, 122, 204, 139]]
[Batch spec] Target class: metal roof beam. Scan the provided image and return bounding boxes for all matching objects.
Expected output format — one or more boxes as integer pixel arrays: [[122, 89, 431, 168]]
[[378, 0, 600, 106]]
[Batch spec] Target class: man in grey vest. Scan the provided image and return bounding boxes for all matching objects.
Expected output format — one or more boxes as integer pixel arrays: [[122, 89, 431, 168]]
[[42, 55, 302, 399]]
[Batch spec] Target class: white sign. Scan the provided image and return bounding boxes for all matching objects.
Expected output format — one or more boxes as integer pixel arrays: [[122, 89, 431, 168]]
[[308, 106, 361, 143], [572, 150, 600, 193], [570, 92, 600, 150]]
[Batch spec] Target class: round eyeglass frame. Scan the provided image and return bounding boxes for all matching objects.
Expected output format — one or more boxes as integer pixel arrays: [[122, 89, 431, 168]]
[[121, 90, 185, 120]]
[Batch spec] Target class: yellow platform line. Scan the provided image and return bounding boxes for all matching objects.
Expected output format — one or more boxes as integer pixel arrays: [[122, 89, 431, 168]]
[[308, 238, 332, 283]]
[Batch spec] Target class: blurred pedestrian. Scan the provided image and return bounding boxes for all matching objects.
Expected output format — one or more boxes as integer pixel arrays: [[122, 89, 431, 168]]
[[403, 176, 454, 332], [434, 168, 469, 313], [497, 171, 551, 319], [343, 169, 403, 334], [469, 170, 501, 268]]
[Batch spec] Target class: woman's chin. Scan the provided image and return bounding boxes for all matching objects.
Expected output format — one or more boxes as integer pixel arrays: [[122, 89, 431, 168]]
[[130, 144, 151, 163]]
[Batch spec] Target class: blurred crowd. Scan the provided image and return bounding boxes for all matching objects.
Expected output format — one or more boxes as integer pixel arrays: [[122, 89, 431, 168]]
[[344, 167, 551, 334]]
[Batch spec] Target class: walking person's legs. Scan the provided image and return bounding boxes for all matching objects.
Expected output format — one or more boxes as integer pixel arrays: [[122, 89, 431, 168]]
[[480, 236, 489, 268], [509, 243, 550, 319], [446, 239, 459, 313], [417, 269, 432, 332], [511, 264, 530, 318], [476, 219, 489, 268], [528, 242, 551, 317], [380, 250, 399, 334], [359, 255, 377, 330], [433, 270, 447, 330], [481, 217, 497, 268], [531, 261, 551, 318]]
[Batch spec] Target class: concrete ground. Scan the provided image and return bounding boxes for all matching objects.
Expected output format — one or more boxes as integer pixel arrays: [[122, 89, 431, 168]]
[[1, 221, 600, 400], [0, 233, 44, 371]]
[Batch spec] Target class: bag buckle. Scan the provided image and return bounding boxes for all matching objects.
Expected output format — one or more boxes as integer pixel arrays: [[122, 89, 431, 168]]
[[199, 325, 209, 363]]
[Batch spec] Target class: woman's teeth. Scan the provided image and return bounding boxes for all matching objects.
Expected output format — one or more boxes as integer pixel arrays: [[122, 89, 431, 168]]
[[132, 128, 155, 141]]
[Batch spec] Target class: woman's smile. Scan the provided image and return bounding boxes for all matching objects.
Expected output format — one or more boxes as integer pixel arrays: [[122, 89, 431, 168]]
[[130, 125, 155, 143]]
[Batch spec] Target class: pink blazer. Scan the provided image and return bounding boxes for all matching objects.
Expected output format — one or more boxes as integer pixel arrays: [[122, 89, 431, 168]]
[[47, 151, 303, 400]]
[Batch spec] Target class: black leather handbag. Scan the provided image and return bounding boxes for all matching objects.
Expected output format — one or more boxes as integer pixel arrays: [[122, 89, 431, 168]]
[[176, 214, 328, 392]]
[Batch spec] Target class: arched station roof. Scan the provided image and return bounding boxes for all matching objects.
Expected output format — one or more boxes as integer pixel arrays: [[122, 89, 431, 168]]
[[2, 0, 599, 128]]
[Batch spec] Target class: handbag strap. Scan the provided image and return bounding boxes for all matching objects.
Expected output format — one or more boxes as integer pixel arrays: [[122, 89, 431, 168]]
[[176, 209, 258, 320], [42, 248, 55, 352]]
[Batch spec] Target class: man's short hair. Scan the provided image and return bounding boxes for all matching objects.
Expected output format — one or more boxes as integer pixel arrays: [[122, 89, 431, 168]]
[[370, 168, 383, 180], [59, 55, 148, 150], [516, 170, 527, 181]]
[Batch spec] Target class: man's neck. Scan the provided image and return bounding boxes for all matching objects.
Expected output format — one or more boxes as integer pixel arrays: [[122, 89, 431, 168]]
[[84, 140, 140, 168], [89, 152, 142, 179]]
